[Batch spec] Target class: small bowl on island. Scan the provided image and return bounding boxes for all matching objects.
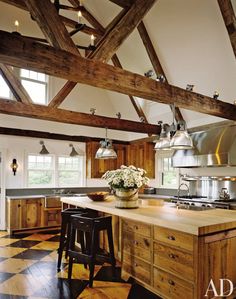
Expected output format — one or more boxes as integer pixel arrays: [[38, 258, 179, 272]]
[[87, 191, 109, 201]]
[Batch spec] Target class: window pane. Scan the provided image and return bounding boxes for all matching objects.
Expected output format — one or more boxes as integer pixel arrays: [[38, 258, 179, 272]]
[[29, 70, 38, 80], [28, 170, 53, 186], [0, 75, 10, 98], [38, 73, 46, 82], [58, 171, 81, 186], [20, 69, 29, 78], [21, 80, 46, 104]]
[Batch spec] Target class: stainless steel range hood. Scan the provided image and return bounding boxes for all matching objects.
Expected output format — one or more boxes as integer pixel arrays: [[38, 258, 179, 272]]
[[172, 124, 236, 167]]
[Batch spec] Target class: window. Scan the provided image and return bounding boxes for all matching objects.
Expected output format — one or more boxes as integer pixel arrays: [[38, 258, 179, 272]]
[[0, 74, 11, 99], [157, 151, 179, 189], [58, 156, 84, 187], [27, 154, 54, 187], [20, 69, 48, 104]]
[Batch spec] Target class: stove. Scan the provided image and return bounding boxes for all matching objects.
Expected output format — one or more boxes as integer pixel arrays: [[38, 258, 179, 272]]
[[171, 195, 235, 210]]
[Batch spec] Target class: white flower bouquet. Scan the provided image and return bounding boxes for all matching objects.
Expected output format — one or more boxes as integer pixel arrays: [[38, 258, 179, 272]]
[[102, 165, 149, 190]]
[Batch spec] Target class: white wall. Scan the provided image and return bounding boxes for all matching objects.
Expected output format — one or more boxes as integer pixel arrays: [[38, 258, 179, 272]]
[[0, 135, 87, 189]]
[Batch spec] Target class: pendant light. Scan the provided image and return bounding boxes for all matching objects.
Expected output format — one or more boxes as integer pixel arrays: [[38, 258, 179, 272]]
[[170, 120, 193, 149], [154, 105, 193, 151], [154, 121, 171, 151], [95, 128, 117, 159], [39, 141, 50, 155]]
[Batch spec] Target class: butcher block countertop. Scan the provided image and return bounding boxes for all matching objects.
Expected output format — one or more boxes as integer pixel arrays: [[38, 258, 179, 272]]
[[61, 196, 236, 236]]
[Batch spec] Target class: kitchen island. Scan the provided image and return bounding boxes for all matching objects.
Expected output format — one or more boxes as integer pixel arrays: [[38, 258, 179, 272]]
[[61, 196, 236, 299]]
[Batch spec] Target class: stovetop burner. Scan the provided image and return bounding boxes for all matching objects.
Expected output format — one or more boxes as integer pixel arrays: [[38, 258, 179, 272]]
[[174, 195, 207, 199], [175, 202, 214, 211]]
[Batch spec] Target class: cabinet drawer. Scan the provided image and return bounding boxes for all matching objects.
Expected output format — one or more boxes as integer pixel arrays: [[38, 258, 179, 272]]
[[154, 242, 194, 281], [122, 218, 151, 237], [123, 231, 151, 261], [154, 267, 194, 299], [122, 252, 151, 285], [154, 226, 194, 252]]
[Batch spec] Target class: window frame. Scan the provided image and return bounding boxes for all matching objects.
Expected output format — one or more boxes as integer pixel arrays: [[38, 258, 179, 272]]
[[25, 153, 55, 188], [57, 155, 85, 187], [157, 150, 180, 189], [19, 68, 49, 105]]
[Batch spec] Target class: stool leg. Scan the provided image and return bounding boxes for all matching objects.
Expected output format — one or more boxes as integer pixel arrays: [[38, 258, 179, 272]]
[[78, 231, 87, 269], [107, 225, 116, 276], [57, 216, 67, 270], [65, 221, 71, 259], [68, 227, 76, 281], [89, 229, 98, 287]]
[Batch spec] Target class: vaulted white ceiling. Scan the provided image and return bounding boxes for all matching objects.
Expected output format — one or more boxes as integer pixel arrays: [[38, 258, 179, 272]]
[[0, 0, 236, 141]]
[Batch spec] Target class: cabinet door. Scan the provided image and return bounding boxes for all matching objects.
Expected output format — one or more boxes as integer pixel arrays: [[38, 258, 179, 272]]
[[43, 209, 61, 227], [21, 199, 43, 229], [7, 200, 22, 230]]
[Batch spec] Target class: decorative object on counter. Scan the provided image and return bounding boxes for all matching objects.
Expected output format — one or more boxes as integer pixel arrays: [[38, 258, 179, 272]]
[[154, 105, 193, 151], [219, 187, 230, 201], [39, 140, 50, 155], [10, 158, 18, 175], [95, 127, 117, 159], [102, 165, 149, 208], [87, 191, 109, 201]]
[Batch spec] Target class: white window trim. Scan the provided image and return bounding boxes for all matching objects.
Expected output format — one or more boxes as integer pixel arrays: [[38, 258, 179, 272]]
[[157, 150, 180, 189]]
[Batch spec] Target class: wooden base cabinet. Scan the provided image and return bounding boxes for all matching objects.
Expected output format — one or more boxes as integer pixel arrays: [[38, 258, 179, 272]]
[[121, 218, 236, 299], [7, 198, 61, 234]]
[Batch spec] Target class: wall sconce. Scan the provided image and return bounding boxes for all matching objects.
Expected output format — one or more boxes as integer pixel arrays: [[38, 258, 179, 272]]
[[39, 141, 50, 155], [11, 158, 18, 175]]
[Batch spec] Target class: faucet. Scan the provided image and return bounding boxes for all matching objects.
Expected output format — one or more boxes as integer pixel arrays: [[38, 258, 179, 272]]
[[177, 183, 190, 199]]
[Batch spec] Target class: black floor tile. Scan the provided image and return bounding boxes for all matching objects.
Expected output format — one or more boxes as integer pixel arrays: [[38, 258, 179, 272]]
[[0, 272, 14, 283], [127, 283, 161, 299], [32, 277, 88, 299], [94, 266, 125, 283], [20, 261, 57, 277], [13, 249, 52, 260], [46, 235, 61, 242], [8, 240, 41, 248], [40, 229, 60, 235], [3, 233, 32, 239]]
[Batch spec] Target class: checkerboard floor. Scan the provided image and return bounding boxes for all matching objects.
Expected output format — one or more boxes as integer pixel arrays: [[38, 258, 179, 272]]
[[0, 230, 160, 299]]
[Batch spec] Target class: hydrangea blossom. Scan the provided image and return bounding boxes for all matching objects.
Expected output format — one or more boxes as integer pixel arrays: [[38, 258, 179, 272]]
[[102, 165, 149, 190]]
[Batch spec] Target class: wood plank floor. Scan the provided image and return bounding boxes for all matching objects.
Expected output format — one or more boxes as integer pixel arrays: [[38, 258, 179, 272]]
[[0, 230, 160, 299]]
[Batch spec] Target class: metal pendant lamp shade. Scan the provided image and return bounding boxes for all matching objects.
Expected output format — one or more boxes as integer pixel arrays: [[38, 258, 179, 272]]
[[154, 122, 171, 151], [39, 141, 50, 155], [69, 144, 82, 157], [170, 123, 193, 150], [95, 128, 117, 159]]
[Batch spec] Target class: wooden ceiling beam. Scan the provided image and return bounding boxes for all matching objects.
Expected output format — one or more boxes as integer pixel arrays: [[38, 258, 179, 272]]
[[0, 31, 236, 120], [24, 0, 79, 55], [88, 0, 156, 62], [0, 126, 129, 144], [137, 21, 184, 122], [0, 63, 32, 104], [0, 99, 159, 134], [218, 0, 236, 58], [0, 0, 102, 37], [48, 81, 77, 108], [109, 0, 134, 8]]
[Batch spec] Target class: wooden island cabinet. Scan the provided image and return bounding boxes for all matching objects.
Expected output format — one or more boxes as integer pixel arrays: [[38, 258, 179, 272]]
[[86, 141, 155, 178], [61, 196, 236, 299]]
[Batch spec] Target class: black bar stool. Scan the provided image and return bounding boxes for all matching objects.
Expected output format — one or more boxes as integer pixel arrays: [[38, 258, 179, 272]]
[[68, 213, 116, 287], [57, 208, 89, 270]]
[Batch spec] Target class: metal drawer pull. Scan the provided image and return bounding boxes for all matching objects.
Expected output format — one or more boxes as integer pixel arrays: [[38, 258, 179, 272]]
[[134, 225, 138, 230], [168, 279, 175, 286], [167, 235, 175, 241], [168, 253, 176, 259], [133, 240, 138, 245], [134, 263, 138, 267]]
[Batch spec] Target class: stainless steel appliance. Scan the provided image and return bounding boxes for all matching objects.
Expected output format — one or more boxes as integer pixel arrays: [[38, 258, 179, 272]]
[[172, 124, 236, 168], [171, 195, 235, 210]]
